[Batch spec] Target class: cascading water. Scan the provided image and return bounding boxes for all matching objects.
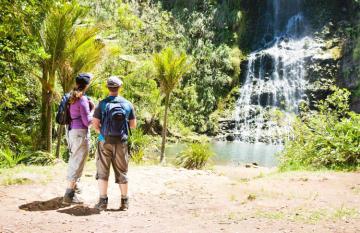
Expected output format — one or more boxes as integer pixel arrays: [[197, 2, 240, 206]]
[[233, 0, 323, 144]]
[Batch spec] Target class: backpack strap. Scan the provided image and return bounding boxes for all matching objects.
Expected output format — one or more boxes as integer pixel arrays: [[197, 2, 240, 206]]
[[100, 98, 109, 124]]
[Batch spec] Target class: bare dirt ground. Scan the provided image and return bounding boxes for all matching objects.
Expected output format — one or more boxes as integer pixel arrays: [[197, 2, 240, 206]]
[[0, 162, 359, 233]]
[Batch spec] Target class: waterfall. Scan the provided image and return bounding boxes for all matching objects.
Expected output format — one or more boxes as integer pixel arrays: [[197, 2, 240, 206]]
[[233, 0, 322, 144]]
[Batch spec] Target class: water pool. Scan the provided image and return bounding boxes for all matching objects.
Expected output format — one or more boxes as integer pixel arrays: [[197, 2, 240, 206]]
[[165, 141, 283, 168]]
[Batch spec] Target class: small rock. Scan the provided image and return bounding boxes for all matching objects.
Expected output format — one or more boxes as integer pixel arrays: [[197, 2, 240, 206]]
[[226, 134, 236, 141]]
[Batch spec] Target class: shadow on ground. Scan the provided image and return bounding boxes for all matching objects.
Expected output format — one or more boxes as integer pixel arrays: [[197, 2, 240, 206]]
[[105, 208, 123, 212], [57, 205, 100, 216], [19, 197, 70, 211], [19, 197, 100, 216]]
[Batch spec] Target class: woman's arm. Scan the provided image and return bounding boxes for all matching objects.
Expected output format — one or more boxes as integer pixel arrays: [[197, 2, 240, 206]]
[[79, 96, 93, 127]]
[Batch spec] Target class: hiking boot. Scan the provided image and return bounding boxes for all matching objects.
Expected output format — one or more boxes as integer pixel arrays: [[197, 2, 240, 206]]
[[71, 194, 83, 204], [119, 197, 129, 211], [94, 197, 108, 211], [62, 189, 83, 205], [62, 194, 72, 205]]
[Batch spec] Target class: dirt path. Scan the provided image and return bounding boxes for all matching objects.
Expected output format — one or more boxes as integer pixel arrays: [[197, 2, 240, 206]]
[[0, 162, 359, 233]]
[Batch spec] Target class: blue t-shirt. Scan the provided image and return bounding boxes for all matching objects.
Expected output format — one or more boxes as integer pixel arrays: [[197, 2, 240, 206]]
[[93, 96, 136, 142]]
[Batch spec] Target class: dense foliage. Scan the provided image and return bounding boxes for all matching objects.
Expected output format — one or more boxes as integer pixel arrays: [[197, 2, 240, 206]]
[[0, 0, 242, 166], [128, 128, 151, 164], [280, 87, 360, 170], [0, 0, 53, 166]]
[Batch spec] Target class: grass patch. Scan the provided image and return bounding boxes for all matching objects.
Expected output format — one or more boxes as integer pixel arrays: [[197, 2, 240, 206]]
[[255, 210, 285, 220], [292, 209, 328, 223], [0, 164, 60, 186], [254, 172, 265, 179], [229, 194, 237, 202], [227, 212, 237, 220], [1, 177, 33, 186], [350, 186, 360, 195], [247, 194, 256, 201], [333, 207, 359, 219], [238, 178, 250, 183], [254, 206, 359, 223]]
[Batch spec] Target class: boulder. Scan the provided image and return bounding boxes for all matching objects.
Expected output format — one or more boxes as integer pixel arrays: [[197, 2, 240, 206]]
[[226, 134, 236, 142]]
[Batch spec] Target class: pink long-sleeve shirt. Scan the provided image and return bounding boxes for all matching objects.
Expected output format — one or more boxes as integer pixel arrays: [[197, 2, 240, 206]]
[[69, 96, 92, 129]]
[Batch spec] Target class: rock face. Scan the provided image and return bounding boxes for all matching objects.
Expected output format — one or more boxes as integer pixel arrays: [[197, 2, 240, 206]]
[[351, 97, 360, 113], [339, 39, 360, 113]]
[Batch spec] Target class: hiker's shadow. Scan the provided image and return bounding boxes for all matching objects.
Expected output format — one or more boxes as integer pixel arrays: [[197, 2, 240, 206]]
[[57, 205, 100, 216], [19, 197, 69, 211], [19, 197, 100, 216]]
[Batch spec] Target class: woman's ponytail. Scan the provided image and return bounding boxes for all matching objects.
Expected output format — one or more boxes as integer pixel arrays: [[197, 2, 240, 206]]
[[69, 84, 86, 104], [70, 73, 92, 104]]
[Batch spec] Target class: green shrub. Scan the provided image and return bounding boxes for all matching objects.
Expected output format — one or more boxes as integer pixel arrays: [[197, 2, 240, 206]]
[[131, 149, 145, 164], [279, 86, 360, 170], [176, 143, 214, 169], [27, 151, 55, 165], [0, 148, 29, 168], [89, 131, 99, 159], [129, 128, 151, 164], [61, 147, 70, 163]]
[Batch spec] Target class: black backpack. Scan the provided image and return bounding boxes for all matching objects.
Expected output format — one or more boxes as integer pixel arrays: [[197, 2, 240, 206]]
[[56, 93, 71, 125], [100, 97, 129, 142]]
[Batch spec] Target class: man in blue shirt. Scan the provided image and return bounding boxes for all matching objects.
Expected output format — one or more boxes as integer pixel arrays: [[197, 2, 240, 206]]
[[93, 76, 136, 211]]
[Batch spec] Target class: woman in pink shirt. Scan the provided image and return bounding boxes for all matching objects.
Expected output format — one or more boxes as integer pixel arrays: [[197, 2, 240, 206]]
[[63, 73, 94, 204]]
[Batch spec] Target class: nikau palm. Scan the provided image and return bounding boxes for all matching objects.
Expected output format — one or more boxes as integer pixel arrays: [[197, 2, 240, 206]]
[[38, 0, 102, 153], [59, 27, 104, 92], [55, 27, 105, 158], [153, 47, 192, 163]]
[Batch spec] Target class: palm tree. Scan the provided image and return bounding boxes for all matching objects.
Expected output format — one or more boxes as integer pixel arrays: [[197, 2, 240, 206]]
[[153, 47, 192, 163], [55, 28, 105, 159], [37, 0, 88, 153], [58, 27, 104, 92]]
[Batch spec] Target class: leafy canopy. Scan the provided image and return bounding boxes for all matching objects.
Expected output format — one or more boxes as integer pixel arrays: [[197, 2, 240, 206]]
[[153, 47, 192, 97]]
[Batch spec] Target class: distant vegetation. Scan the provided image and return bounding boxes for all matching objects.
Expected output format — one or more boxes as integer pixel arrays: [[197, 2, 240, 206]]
[[280, 86, 360, 170]]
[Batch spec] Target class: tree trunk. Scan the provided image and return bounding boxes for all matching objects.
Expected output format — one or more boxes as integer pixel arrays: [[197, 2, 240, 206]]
[[40, 88, 53, 153], [40, 87, 48, 150], [55, 125, 64, 159], [40, 65, 54, 153], [160, 95, 170, 163], [45, 89, 53, 153]]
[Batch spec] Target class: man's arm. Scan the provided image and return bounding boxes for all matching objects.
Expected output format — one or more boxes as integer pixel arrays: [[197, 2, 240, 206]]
[[93, 118, 101, 133], [129, 118, 136, 129], [92, 103, 102, 133], [128, 103, 137, 129]]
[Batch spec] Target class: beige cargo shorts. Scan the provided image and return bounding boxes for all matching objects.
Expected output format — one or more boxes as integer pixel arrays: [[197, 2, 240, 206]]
[[95, 141, 129, 184], [66, 129, 89, 182]]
